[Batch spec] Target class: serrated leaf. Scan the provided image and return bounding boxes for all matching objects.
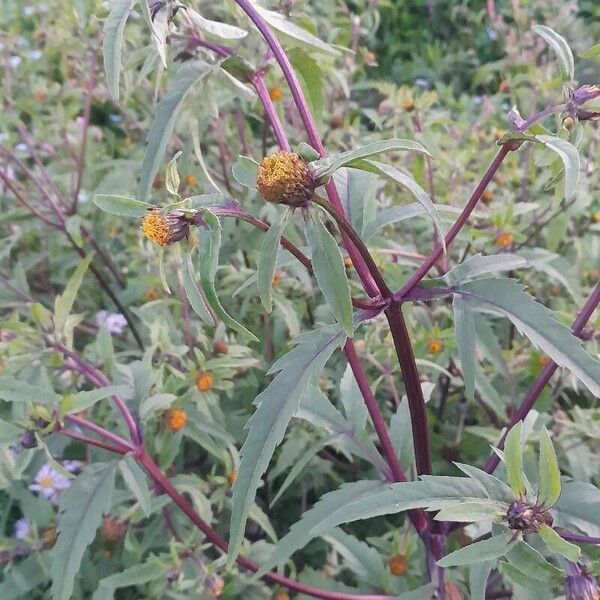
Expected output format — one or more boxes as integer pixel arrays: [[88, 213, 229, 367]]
[[504, 421, 525, 497], [307, 213, 353, 337], [138, 61, 212, 202], [229, 324, 346, 566], [311, 139, 431, 181], [231, 155, 259, 188], [186, 7, 247, 40], [437, 533, 513, 567], [537, 428, 561, 507], [453, 295, 476, 400], [458, 278, 600, 396], [51, 462, 117, 600], [445, 253, 528, 285], [255, 3, 338, 55], [352, 160, 445, 253], [54, 253, 94, 333], [119, 454, 151, 517], [538, 524, 580, 562], [533, 25, 574, 81], [258, 209, 290, 312], [198, 211, 258, 340], [182, 247, 215, 326], [536, 135, 580, 200], [93, 194, 150, 217], [60, 386, 128, 415], [0, 378, 60, 404], [102, 0, 134, 100]]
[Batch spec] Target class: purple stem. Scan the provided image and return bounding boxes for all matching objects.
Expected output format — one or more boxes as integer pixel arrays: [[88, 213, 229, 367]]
[[59, 427, 130, 455], [56, 344, 142, 448], [483, 282, 600, 474], [558, 531, 600, 545], [251, 75, 290, 151], [64, 414, 135, 453]]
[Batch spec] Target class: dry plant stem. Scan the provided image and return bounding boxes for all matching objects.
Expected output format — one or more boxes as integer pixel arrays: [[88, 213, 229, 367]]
[[483, 281, 600, 474], [55, 344, 142, 447], [137, 450, 394, 600]]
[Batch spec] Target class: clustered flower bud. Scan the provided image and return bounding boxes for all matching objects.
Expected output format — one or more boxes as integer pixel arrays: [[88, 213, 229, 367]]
[[141, 208, 190, 247], [195, 370, 214, 392], [164, 408, 188, 432], [506, 500, 553, 533], [256, 152, 316, 208], [565, 563, 600, 600], [567, 85, 600, 123]]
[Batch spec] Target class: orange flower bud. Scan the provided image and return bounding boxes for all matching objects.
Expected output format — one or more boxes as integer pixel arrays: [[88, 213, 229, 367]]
[[593, 211, 600, 223], [213, 339, 229, 355], [184, 174, 197, 188], [388, 553, 408, 576], [427, 339, 444, 355], [481, 190, 493, 204], [42, 526, 58, 549], [227, 470, 238, 486], [102, 516, 128, 542], [274, 592, 290, 600], [495, 231, 514, 248], [269, 85, 283, 102], [195, 370, 214, 392], [164, 408, 188, 432], [402, 98, 415, 112], [153, 175, 163, 189]]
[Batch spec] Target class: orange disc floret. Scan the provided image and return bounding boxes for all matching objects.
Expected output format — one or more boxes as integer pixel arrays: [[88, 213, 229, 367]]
[[184, 174, 197, 188], [165, 408, 188, 432], [344, 256, 353, 268], [274, 592, 290, 600], [141, 208, 189, 247], [593, 211, 600, 223], [481, 189, 493, 204], [402, 98, 415, 112], [272, 271, 282, 288], [269, 85, 283, 102], [538, 354, 551, 367], [495, 231, 514, 248], [388, 553, 408, 576], [196, 370, 214, 392], [227, 470, 238, 486], [427, 339, 444, 355], [256, 152, 316, 207], [102, 515, 128, 542]]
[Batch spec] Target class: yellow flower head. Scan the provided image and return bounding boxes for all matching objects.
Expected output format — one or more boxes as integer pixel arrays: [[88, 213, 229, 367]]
[[164, 408, 188, 432], [141, 208, 189, 247], [257, 152, 316, 207]]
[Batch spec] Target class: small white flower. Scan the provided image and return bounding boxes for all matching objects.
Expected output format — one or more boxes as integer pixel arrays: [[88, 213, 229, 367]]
[[62, 460, 83, 473], [29, 464, 70, 504], [14, 143, 28, 153], [77, 191, 89, 204], [96, 310, 127, 334], [14, 518, 31, 540], [28, 50, 42, 60], [9, 55, 22, 69]]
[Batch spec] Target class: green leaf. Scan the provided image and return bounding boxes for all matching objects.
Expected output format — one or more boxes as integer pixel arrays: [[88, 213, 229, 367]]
[[390, 397, 415, 470], [165, 152, 181, 196], [536, 135, 580, 200], [288, 48, 324, 121], [256, 476, 492, 576], [59, 386, 128, 415], [102, 0, 134, 100], [532, 25, 574, 81], [93, 194, 150, 217], [581, 43, 600, 61], [453, 295, 476, 400], [504, 421, 525, 497], [186, 7, 247, 40], [470, 562, 493, 600], [437, 533, 514, 567], [92, 559, 164, 600], [0, 378, 60, 404], [198, 210, 258, 341], [504, 540, 563, 582], [553, 480, 600, 535], [54, 253, 94, 333], [231, 155, 259, 188], [138, 61, 212, 202], [432, 500, 507, 522], [182, 246, 215, 326], [311, 139, 431, 181], [332, 167, 378, 235], [538, 524, 581, 562], [51, 462, 117, 600], [307, 213, 353, 337], [537, 427, 561, 507], [353, 160, 445, 252], [255, 4, 339, 55], [119, 454, 151, 518], [458, 278, 600, 396], [229, 324, 346, 566], [0, 553, 51, 600], [0, 417, 22, 444], [445, 253, 528, 285], [258, 209, 290, 313]]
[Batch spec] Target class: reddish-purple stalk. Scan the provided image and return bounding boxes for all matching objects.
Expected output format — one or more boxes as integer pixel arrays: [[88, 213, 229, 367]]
[[55, 344, 141, 447], [64, 413, 135, 453], [59, 427, 130, 455], [252, 75, 290, 151], [483, 281, 600, 474]]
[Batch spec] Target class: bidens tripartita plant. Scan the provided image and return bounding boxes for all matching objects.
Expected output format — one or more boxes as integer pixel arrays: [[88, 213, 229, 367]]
[[1, 1, 600, 599]]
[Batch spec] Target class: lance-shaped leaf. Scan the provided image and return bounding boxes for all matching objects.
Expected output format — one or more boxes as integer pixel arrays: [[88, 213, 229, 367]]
[[445, 253, 528, 285], [258, 209, 290, 313], [186, 7, 247, 40], [437, 532, 514, 567], [504, 421, 525, 497], [538, 524, 581, 562], [536, 135, 580, 200], [533, 25, 574, 81], [311, 139, 431, 181], [54, 253, 94, 333], [307, 213, 353, 337], [0, 378, 60, 404], [198, 211, 258, 341], [92, 559, 164, 600], [458, 278, 600, 396], [102, 0, 134, 100], [256, 475, 493, 576], [231, 155, 259, 188], [537, 427, 561, 507], [59, 386, 128, 415], [93, 194, 150, 217], [182, 246, 215, 326], [51, 462, 117, 600], [138, 61, 212, 202], [119, 454, 151, 518], [229, 324, 346, 565], [453, 295, 477, 400], [504, 540, 564, 582], [470, 562, 493, 600]]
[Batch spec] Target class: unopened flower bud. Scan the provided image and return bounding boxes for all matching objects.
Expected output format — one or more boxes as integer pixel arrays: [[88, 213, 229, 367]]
[[204, 574, 224, 598], [141, 208, 190, 247], [565, 563, 600, 600], [257, 152, 316, 208], [19, 430, 37, 449]]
